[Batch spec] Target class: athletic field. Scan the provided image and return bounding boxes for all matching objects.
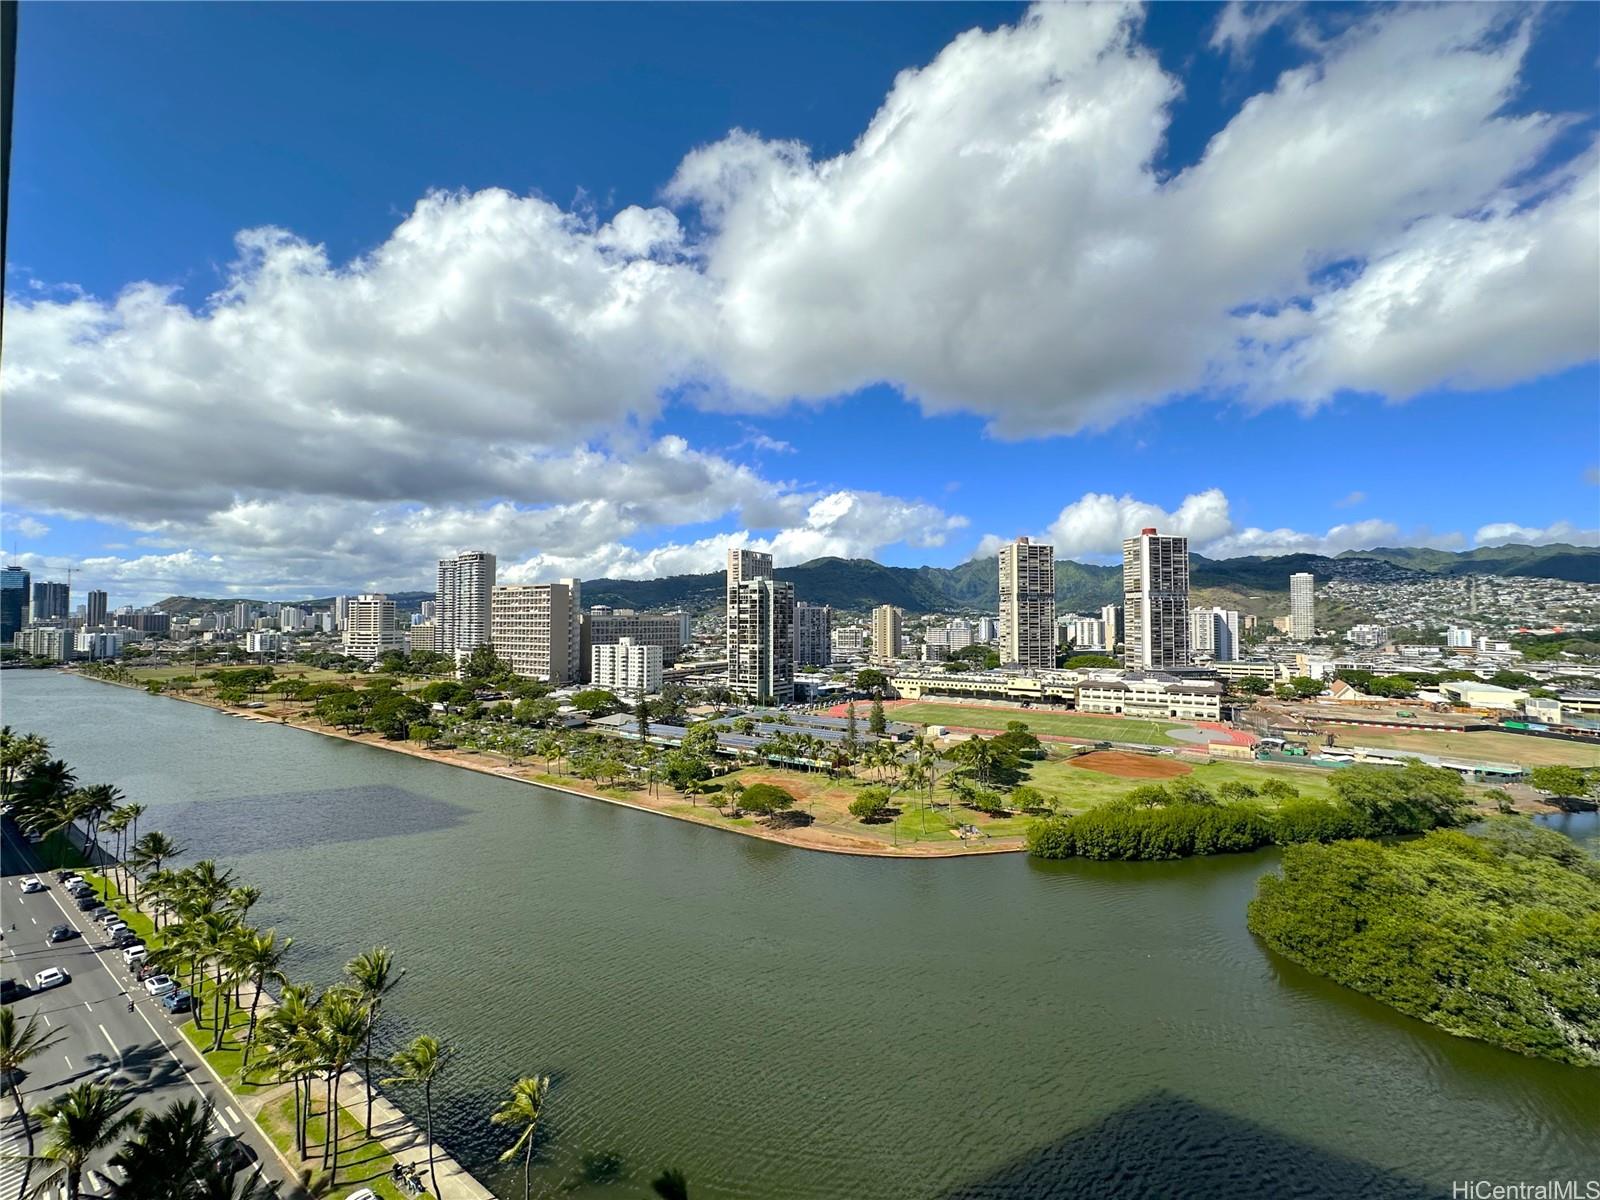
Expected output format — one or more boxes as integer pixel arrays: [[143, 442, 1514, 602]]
[[888, 701, 1185, 746], [1317, 727, 1600, 769]]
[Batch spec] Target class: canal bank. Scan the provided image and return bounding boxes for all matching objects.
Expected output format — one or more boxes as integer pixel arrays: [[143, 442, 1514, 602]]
[[6, 671, 1597, 1200]]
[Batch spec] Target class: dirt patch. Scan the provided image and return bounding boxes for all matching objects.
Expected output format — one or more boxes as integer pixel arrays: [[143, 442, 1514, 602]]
[[1069, 750, 1192, 780]]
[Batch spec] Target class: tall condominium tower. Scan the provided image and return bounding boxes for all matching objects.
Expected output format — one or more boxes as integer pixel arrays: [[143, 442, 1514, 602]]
[[1101, 603, 1122, 651], [85, 589, 108, 628], [31, 581, 70, 623], [1189, 606, 1241, 662], [342, 594, 402, 661], [1123, 528, 1191, 669], [726, 547, 773, 662], [0, 565, 30, 645], [794, 602, 833, 668], [491, 579, 582, 684], [870, 605, 903, 663], [1289, 572, 1315, 640], [729, 576, 795, 705], [998, 537, 1056, 671], [437, 550, 497, 662]]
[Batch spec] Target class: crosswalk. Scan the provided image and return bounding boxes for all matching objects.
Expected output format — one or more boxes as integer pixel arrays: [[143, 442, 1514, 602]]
[[1, 1107, 32, 1200]]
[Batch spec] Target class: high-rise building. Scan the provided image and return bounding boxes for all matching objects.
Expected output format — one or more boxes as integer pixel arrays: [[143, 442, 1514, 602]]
[[580, 607, 693, 681], [871, 605, 903, 662], [2, 565, 32, 645], [342, 594, 402, 661], [31, 580, 70, 623], [831, 626, 866, 658], [1123, 528, 1190, 669], [1061, 615, 1107, 652], [85, 589, 108, 629], [592, 636, 664, 694], [408, 621, 439, 655], [437, 551, 497, 663], [419, 600, 437, 621], [1101, 603, 1122, 650], [726, 547, 773, 661], [998, 537, 1056, 671], [728, 576, 795, 704], [233, 601, 254, 630], [1289, 573, 1315, 640], [1189, 606, 1241, 662], [1446, 626, 1474, 649], [75, 628, 125, 660], [14, 625, 72, 661], [794, 602, 833, 668], [976, 616, 998, 643], [245, 630, 281, 655], [491, 580, 582, 683], [334, 595, 351, 630], [279, 606, 305, 632]]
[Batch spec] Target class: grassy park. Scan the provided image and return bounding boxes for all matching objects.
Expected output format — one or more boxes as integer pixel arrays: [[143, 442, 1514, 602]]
[[886, 701, 1188, 745], [1317, 727, 1600, 768]]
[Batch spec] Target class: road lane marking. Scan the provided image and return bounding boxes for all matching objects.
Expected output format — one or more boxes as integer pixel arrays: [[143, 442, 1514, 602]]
[[41, 1013, 51, 1027], [99, 1024, 120, 1064], [84, 1000, 93, 1011], [63, 1054, 71, 1069], [225, 1106, 240, 1124], [215, 1109, 234, 1131], [30, 917, 36, 924]]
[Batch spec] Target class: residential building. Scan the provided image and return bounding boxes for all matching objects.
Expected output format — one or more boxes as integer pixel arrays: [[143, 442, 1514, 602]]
[[998, 537, 1056, 670], [491, 580, 582, 683], [85, 589, 109, 629], [342, 594, 402, 661], [1289, 572, 1315, 639], [976, 616, 998, 643], [1348, 623, 1390, 648], [232, 601, 254, 630], [1123, 528, 1190, 669], [419, 600, 437, 621], [1208, 660, 1278, 685], [795, 602, 833, 668], [1061, 615, 1107, 652], [334, 595, 351, 630], [1100, 604, 1122, 650], [245, 630, 281, 655], [831, 626, 866, 658], [592, 636, 664, 694], [117, 611, 172, 636], [580, 606, 693, 680], [14, 625, 72, 661], [1447, 626, 1475, 648], [74, 628, 125, 661], [729, 576, 795, 705], [31, 581, 70, 623], [437, 550, 497, 663], [1189, 606, 1241, 662], [408, 621, 439, 655], [316, 611, 337, 634], [872, 605, 904, 662], [2, 565, 31, 645], [279, 605, 305, 632], [726, 548, 773, 663]]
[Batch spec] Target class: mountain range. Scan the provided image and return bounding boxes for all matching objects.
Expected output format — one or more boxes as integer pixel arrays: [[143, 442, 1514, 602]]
[[152, 542, 1597, 619]]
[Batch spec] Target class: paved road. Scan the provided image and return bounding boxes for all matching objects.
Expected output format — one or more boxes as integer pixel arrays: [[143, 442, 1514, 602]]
[[1, 819, 293, 1199]]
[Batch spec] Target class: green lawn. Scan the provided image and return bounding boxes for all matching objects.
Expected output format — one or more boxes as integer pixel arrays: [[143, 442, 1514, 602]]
[[891, 702, 1187, 746], [259, 1091, 409, 1200], [1024, 752, 1337, 813]]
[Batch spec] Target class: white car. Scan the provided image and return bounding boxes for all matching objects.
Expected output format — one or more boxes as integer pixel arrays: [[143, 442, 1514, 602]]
[[34, 967, 69, 990], [143, 974, 176, 998], [345, 1190, 379, 1200], [121, 945, 148, 967], [19, 876, 43, 893], [63, 875, 85, 889], [104, 921, 129, 938]]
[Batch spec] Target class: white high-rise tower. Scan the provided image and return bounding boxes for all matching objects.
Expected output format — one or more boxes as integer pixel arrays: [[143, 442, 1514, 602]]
[[1289, 572, 1315, 640], [1123, 528, 1190, 669], [437, 550, 497, 662], [998, 538, 1056, 671]]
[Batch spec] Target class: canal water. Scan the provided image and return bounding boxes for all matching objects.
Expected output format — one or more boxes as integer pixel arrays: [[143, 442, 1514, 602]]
[[4, 672, 1596, 1199]]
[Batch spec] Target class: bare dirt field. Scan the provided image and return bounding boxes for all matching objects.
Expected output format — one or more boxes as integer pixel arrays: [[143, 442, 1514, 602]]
[[1068, 750, 1193, 780]]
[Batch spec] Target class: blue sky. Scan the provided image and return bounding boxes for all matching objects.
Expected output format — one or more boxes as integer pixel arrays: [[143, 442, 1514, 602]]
[[3, 1, 1598, 604]]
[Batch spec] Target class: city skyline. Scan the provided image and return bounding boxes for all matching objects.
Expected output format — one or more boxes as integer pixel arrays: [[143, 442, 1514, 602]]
[[3, 2, 1597, 606]]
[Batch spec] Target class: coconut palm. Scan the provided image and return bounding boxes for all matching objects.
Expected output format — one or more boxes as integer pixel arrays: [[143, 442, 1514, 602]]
[[119, 802, 147, 900], [100, 808, 131, 898], [227, 885, 262, 919], [315, 987, 370, 1180], [0, 1007, 67, 1199], [229, 928, 292, 1070], [129, 832, 185, 920], [257, 985, 320, 1157], [651, 1169, 690, 1200], [345, 947, 403, 1137], [107, 1098, 214, 1200], [18, 1083, 141, 1200], [490, 1075, 551, 1200], [383, 1036, 448, 1197], [0, 727, 49, 797]]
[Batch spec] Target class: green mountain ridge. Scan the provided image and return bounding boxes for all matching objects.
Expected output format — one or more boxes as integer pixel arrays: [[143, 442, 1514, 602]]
[[150, 544, 1597, 618]]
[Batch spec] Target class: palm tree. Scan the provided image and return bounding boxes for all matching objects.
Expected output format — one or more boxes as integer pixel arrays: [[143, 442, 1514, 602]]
[[258, 984, 320, 1158], [100, 809, 131, 898], [490, 1075, 551, 1200], [108, 1098, 214, 1200], [129, 832, 184, 918], [651, 1169, 690, 1200], [1, 1008, 67, 1199], [383, 1036, 448, 1197], [119, 802, 147, 900], [0, 727, 49, 797], [230, 928, 292, 1070], [20, 1083, 141, 1200], [228, 885, 262, 919], [345, 947, 403, 1137], [315, 988, 370, 1181]]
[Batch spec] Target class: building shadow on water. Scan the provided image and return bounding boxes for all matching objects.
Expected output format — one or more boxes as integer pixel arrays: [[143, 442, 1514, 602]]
[[161, 785, 468, 855], [936, 1090, 1437, 1200]]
